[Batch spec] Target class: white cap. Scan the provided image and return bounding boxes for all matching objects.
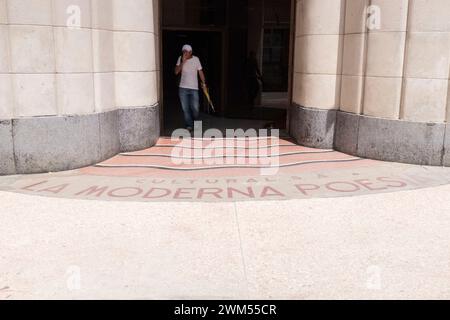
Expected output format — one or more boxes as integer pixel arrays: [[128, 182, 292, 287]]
[[182, 44, 193, 52]]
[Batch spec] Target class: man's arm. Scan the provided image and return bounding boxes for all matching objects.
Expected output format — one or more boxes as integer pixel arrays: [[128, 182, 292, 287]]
[[175, 56, 184, 75], [199, 70, 207, 87], [175, 60, 183, 75]]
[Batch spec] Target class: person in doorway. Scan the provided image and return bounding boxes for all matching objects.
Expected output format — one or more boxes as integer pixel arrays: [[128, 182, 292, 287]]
[[244, 50, 263, 108], [174, 44, 207, 131]]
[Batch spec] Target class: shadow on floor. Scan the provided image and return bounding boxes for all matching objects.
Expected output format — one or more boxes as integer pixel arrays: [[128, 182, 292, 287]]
[[163, 100, 287, 137]]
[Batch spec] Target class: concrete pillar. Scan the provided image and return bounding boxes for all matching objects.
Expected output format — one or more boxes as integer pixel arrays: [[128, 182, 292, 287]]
[[335, 0, 450, 166], [0, 0, 161, 175], [340, 0, 369, 116], [363, 0, 407, 120], [112, 0, 160, 152], [291, 0, 450, 166], [401, 0, 450, 123], [291, 0, 346, 148]]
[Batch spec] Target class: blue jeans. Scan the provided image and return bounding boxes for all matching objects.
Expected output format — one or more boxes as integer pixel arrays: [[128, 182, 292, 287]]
[[179, 87, 200, 128]]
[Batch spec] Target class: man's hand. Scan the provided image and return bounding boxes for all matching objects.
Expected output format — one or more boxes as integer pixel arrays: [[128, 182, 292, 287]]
[[199, 70, 207, 89], [175, 54, 187, 75], [182, 51, 191, 63]]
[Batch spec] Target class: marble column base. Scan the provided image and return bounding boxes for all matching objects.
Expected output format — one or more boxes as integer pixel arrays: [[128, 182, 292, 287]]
[[0, 105, 160, 175], [290, 104, 449, 167]]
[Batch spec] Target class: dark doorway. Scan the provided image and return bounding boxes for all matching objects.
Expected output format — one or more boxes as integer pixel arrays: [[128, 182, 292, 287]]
[[161, 0, 293, 134]]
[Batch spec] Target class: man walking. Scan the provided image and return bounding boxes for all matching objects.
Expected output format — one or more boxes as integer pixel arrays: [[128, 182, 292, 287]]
[[175, 44, 207, 131]]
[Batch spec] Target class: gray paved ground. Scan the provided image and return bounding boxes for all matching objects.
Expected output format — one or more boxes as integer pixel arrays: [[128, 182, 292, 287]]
[[1, 182, 450, 299]]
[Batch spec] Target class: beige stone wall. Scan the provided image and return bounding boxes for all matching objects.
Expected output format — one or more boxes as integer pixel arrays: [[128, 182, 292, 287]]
[[340, 0, 369, 115], [113, 0, 159, 109], [293, 0, 450, 124], [293, 0, 345, 110], [401, 0, 450, 123], [0, 0, 160, 120], [2, 0, 448, 125]]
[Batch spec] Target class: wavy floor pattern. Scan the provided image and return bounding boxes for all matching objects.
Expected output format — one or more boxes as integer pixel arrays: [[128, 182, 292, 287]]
[[85, 136, 369, 177], [1, 136, 450, 202]]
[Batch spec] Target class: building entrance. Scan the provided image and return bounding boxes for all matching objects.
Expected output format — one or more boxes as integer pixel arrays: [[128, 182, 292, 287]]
[[160, 0, 294, 135]]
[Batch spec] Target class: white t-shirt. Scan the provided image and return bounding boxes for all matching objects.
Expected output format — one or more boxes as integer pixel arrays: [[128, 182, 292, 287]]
[[176, 56, 203, 90]]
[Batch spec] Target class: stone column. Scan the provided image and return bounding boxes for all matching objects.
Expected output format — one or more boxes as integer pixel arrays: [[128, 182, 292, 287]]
[[334, 0, 369, 155], [113, 0, 160, 152], [399, 0, 450, 165], [290, 0, 346, 148], [0, 0, 161, 175], [0, 0, 14, 174], [291, 0, 450, 166], [334, 0, 450, 166]]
